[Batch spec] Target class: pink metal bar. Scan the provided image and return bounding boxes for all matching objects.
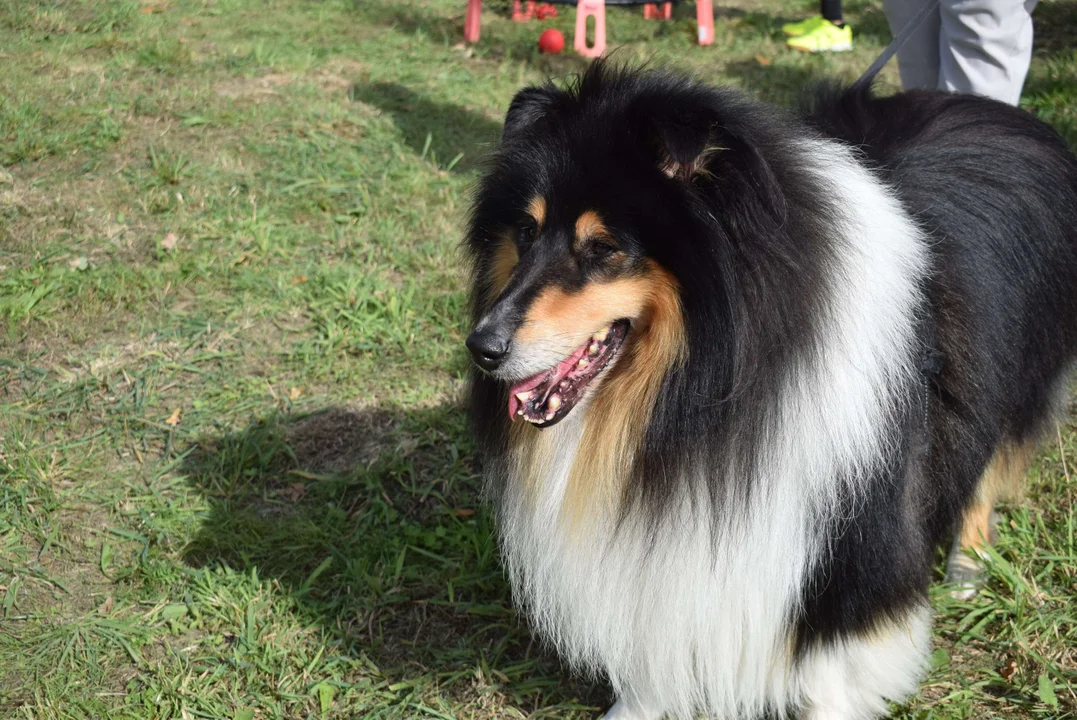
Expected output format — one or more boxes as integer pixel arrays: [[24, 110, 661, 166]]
[[575, 0, 606, 57], [464, 0, 482, 42], [512, 0, 537, 21], [696, 0, 714, 45], [643, 2, 672, 19]]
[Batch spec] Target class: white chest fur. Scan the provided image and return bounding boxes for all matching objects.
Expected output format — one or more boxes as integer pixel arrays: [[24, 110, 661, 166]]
[[498, 413, 823, 719]]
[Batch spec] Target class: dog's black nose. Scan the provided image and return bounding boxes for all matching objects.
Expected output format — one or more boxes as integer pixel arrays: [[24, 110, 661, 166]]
[[466, 329, 510, 371]]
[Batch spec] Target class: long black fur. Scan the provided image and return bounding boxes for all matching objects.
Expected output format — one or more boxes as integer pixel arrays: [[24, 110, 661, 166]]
[[795, 84, 1077, 649]]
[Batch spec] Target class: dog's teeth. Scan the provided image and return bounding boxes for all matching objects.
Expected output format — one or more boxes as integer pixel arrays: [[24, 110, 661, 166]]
[[516, 409, 524, 416], [588, 342, 599, 355], [547, 394, 561, 411], [515, 391, 533, 403], [545, 410, 556, 420], [577, 358, 589, 370], [592, 327, 609, 342]]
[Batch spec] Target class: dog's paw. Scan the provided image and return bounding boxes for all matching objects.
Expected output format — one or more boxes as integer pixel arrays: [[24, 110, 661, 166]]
[[945, 548, 987, 600], [946, 510, 998, 600]]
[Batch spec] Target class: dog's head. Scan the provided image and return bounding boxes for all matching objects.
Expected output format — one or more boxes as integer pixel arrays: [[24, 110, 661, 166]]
[[466, 65, 788, 430]]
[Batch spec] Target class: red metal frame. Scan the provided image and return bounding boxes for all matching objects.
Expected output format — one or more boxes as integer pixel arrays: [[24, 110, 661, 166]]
[[643, 3, 673, 20], [512, 0, 537, 20], [463, 0, 714, 54]]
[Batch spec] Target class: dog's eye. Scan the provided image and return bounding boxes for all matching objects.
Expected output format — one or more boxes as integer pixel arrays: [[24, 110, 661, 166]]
[[586, 241, 618, 261], [517, 222, 537, 251]]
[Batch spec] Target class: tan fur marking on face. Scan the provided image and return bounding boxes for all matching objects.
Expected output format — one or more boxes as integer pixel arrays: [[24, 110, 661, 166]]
[[956, 438, 1038, 553], [487, 237, 519, 301], [563, 263, 684, 520], [574, 210, 615, 252], [516, 277, 652, 347], [507, 262, 685, 522], [528, 196, 546, 228]]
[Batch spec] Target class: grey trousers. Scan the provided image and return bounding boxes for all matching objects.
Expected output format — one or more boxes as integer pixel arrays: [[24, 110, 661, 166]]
[[882, 0, 1038, 105]]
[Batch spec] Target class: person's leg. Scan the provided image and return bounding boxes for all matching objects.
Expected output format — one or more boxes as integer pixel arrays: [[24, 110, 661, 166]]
[[883, 0, 942, 91], [820, 0, 844, 25], [787, 0, 852, 51], [938, 0, 1037, 104]]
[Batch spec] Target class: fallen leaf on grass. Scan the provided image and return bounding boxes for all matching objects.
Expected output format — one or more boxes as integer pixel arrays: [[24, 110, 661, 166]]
[[288, 386, 303, 401], [68, 256, 89, 271], [281, 483, 307, 502], [756, 55, 772, 66], [100, 542, 113, 576], [453, 508, 476, 518], [1038, 672, 1059, 708], [999, 657, 1017, 681], [312, 681, 335, 713], [97, 595, 115, 615], [165, 408, 182, 426], [161, 232, 179, 251]]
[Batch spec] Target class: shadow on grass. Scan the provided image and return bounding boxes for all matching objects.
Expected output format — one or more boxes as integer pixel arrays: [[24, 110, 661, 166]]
[[350, 82, 502, 173], [181, 403, 606, 715], [1032, 0, 1077, 56]]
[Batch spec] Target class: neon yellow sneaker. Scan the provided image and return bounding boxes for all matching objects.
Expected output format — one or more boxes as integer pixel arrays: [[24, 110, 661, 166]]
[[786, 21, 852, 52], [781, 15, 829, 37]]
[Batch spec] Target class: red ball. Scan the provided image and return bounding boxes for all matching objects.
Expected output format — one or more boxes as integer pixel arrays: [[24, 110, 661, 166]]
[[538, 28, 564, 54]]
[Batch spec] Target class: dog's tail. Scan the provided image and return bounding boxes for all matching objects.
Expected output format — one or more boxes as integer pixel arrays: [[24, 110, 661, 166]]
[[798, 80, 879, 150], [801, 0, 940, 146]]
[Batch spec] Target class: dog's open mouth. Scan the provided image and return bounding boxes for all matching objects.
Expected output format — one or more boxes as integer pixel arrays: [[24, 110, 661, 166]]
[[508, 320, 630, 428]]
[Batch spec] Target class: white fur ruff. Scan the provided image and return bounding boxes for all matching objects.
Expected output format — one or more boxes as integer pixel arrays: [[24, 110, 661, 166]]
[[493, 139, 932, 719]]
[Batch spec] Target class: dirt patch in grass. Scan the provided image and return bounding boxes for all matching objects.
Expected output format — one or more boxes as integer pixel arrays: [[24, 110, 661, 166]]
[[7, 505, 117, 621], [284, 406, 394, 473], [0, 177, 129, 260]]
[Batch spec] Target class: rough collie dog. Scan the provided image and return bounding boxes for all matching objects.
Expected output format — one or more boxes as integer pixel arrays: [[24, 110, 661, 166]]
[[464, 63, 1077, 720]]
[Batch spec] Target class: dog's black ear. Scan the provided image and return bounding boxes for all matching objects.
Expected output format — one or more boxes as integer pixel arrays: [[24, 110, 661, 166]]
[[503, 85, 559, 141], [651, 108, 714, 181], [646, 95, 787, 219], [641, 97, 717, 183]]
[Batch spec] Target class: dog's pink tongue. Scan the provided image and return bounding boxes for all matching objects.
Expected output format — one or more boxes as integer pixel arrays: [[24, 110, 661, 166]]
[[508, 372, 549, 420], [507, 342, 589, 420]]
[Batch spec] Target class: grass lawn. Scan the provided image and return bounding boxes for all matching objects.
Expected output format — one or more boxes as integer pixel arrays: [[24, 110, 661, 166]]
[[1, 0, 1075, 717]]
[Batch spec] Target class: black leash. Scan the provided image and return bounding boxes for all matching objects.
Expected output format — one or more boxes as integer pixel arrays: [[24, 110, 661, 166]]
[[854, 0, 942, 87]]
